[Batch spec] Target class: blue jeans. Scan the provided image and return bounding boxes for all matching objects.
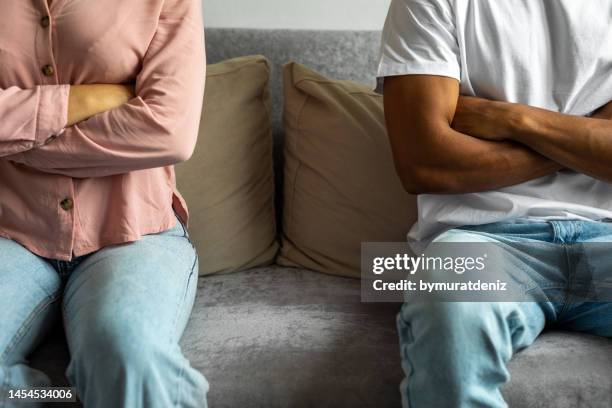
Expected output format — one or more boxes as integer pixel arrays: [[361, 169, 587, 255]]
[[398, 220, 612, 408], [0, 211, 208, 408]]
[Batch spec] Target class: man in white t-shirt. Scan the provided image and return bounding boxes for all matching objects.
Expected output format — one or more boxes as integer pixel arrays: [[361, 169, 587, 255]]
[[377, 0, 612, 406]]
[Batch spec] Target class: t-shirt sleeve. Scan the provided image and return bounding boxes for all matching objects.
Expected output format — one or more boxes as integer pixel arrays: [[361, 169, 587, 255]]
[[377, 0, 461, 83]]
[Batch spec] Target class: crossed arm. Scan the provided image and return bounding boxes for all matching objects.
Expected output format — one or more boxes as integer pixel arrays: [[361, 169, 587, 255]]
[[0, 0, 204, 178], [383, 75, 612, 195]]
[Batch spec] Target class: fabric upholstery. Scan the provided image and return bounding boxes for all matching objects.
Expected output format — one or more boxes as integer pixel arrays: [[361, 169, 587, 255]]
[[30, 267, 612, 408], [175, 55, 278, 275], [204, 29, 382, 139], [504, 332, 612, 408], [278, 62, 417, 277], [205, 29, 383, 223]]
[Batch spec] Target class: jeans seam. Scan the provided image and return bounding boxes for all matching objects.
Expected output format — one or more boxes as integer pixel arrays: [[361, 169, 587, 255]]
[[572, 243, 598, 301], [0, 293, 60, 363], [397, 311, 414, 408], [169, 253, 198, 407], [170, 252, 198, 344], [557, 244, 573, 318], [173, 354, 187, 408], [61, 300, 72, 355], [174, 211, 197, 251], [1, 365, 10, 408], [172, 209, 188, 238], [184, 254, 198, 300], [178, 218, 187, 238]]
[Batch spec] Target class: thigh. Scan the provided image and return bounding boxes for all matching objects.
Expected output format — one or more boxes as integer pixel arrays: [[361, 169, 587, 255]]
[[575, 225, 612, 302], [423, 227, 566, 304], [0, 236, 61, 364], [62, 213, 199, 350], [561, 224, 612, 336]]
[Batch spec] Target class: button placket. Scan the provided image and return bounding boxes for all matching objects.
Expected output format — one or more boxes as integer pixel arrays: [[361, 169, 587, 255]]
[[40, 3, 60, 148], [40, 5, 57, 156], [38, 2, 57, 82], [36, 2, 76, 259]]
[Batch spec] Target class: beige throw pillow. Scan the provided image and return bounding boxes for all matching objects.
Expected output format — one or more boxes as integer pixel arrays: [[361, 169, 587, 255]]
[[278, 62, 417, 278], [175, 55, 278, 275]]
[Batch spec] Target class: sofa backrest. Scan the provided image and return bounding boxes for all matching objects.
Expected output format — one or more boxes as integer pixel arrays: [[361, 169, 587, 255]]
[[205, 28, 382, 137], [205, 28, 383, 221]]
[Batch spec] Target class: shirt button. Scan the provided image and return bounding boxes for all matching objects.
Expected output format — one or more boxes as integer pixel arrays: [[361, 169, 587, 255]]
[[42, 64, 55, 77], [40, 15, 50, 28], [60, 198, 74, 211]]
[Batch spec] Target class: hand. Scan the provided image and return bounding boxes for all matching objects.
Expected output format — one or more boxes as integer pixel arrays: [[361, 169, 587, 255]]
[[451, 96, 521, 141], [67, 83, 135, 126], [591, 100, 612, 120]]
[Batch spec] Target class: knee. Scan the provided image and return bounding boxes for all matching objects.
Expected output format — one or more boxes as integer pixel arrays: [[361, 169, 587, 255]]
[[68, 318, 166, 379], [399, 301, 505, 338], [66, 316, 209, 407]]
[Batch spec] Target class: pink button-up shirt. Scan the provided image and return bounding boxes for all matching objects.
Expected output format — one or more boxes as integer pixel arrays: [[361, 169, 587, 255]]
[[0, 0, 205, 261]]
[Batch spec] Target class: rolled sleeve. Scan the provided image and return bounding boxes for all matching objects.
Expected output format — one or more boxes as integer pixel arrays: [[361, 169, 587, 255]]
[[0, 84, 70, 157], [35, 84, 70, 146]]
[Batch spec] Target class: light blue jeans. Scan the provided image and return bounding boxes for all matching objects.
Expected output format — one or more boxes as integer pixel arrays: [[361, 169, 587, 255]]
[[399, 220, 612, 408], [0, 211, 208, 408]]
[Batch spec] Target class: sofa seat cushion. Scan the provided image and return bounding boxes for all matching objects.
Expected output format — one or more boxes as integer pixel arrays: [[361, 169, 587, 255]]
[[185, 268, 612, 408], [183, 266, 403, 408], [29, 267, 612, 408], [505, 331, 612, 408]]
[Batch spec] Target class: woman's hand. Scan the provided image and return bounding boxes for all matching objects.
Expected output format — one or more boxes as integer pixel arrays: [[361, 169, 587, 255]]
[[67, 84, 135, 126]]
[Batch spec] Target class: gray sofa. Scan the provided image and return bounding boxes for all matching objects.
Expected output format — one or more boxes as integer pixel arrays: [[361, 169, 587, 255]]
[[30, 29, 612, 408]]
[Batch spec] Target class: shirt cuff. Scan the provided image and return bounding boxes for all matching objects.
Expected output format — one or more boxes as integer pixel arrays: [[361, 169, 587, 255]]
[[35, 84, 70, 146]]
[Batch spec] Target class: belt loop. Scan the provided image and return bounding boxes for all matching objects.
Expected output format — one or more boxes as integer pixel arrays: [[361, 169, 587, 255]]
[[549, 221, 563, 244]]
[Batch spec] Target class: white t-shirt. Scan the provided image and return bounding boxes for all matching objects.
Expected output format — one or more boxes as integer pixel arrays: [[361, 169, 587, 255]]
[[377, 0, 612, 249]]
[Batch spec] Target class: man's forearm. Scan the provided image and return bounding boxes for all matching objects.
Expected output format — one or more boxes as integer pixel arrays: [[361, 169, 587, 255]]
[[394, 126, 561, 194], [384, 76, 563, 195], [455, 96, 612, 182], [506, 104, 612, 182]]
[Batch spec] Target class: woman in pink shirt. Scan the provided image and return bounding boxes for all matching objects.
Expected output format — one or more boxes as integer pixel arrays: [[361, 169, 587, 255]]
[[0, 1, 208, 407]]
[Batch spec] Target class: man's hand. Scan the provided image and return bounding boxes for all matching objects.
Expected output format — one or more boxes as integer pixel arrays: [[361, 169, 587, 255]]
[[454, 97, 612, 140], [591, 100, 612, 120], [67, 84, 135, 126], [451, 96, 522, 141], [455, 96, 612, 182]]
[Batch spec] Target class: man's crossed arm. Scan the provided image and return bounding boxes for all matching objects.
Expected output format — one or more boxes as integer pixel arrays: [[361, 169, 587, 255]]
[[383, 75, 612, 195]]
